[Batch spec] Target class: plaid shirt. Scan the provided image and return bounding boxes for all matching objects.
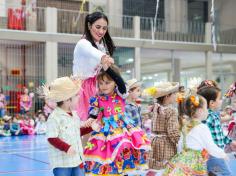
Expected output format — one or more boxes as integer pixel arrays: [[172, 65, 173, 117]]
[[46, 107, 84, 169], [203, 109, 232, 149], [125, 102, 142, 127]]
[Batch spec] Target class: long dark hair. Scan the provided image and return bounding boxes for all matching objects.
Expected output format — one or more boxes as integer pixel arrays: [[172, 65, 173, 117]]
[[84, 12, 115, 56]]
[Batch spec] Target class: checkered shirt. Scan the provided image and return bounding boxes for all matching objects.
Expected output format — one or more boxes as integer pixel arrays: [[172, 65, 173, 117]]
[[46, 107, 84, 169], [203, 109, 232, 149], [125, 102, 142, 127]]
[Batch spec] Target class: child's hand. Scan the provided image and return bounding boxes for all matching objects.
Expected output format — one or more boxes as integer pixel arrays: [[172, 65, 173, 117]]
[[81, 118, 95, 128], [91, 120, 101, 132], [146, 170, 157, 176], [67, 146, 76, 155]]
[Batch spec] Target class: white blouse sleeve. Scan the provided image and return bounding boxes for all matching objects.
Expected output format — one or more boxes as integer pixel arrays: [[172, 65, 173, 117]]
[[200, 124, 227, 159], [73, 39, 105, 79]]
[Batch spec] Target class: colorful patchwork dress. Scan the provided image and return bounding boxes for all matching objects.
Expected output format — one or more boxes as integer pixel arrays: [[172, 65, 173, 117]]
[[84, 91, 151, 175]]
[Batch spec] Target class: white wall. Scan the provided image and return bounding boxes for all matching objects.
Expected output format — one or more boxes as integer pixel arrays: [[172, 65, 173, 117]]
[[0, 0, 6, 17], [217, 0, 236, 31], [165, 0, 188, 32], [89, 0, 108, 13], [6, 0, 21, 8], [107, 0, 123, 28]]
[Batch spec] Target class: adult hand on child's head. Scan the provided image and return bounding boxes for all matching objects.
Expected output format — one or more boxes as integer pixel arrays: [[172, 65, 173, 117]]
[[107, 56, 114, 64], [101, 55, 114, 65], [102, 63, 109, 71], [67, 146, 76, 156]]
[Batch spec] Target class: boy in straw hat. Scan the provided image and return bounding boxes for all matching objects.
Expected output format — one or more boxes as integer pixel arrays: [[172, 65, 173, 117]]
[[125, 78, 143, 127], [144, 82, 180, 170], [39, 77, 93, 176]]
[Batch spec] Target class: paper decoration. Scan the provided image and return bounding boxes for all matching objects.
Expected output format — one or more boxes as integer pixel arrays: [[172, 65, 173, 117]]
[[28, 82, 34, 88], [2, 86, 11, 91], [40, 80, 46, 85], [151, 0, 160, 43], [16, 84, 24, 89], [5, 95, 10, 101], [73, 0, 87, 26], [211, 0, 217, 51]]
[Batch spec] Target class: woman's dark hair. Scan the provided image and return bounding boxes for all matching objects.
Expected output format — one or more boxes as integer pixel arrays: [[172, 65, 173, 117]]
[[84, 11, 115, 56]]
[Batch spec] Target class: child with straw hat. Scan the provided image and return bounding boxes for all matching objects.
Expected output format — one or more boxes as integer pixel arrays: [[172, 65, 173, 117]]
[[125, 78, 143, 127], [144, 82, 180, 170], [39, 76, 93, 176]]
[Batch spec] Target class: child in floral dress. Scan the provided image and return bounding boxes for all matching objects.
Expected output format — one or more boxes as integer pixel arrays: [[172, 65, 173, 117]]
[[84, 64, 151, 175]]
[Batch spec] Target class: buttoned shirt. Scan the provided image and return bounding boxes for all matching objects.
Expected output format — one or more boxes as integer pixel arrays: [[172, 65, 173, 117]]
[[46, 107, 84, 169]]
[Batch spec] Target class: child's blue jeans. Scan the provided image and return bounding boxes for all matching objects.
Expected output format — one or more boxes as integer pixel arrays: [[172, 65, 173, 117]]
[[207, 155, 232, 176], [53, 166, 85, 176]]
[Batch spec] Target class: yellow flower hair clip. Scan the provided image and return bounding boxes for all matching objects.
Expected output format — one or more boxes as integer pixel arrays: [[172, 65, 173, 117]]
[[177, 94, 184, 103], [190, 95, 200, 107], [143, 87, 157, 97]]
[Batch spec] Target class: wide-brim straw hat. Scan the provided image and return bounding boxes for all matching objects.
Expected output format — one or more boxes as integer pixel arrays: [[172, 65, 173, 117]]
[[38, 77, 82, 102], [144, 82, 179, 98], [126, 79, 142, 90], [3, 115, 12, 121]]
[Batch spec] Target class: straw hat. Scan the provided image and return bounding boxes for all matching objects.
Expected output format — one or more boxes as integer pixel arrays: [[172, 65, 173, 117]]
[[144, 82, 179, 98], [3, 115, 12, 121], [126, 79, 142, 90], [38, 77, 82, 102]]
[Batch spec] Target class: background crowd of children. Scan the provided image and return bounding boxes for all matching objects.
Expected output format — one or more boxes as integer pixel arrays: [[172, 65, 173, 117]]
[[1, 79, 236, 175], [0, 86, 51, 137]]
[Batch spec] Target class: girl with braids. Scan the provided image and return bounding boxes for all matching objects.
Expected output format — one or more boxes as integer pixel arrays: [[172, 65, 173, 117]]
[[73, 11, 115, 120], [163, 94, 227, 176]]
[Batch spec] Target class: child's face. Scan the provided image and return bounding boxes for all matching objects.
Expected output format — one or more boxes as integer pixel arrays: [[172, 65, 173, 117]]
[[129, 86, 141, 100], [24, 88, 29, 94], [70, 95, 79, 110], [210, 92, 222, 111], [166, 92, 177, 104], [98, 76, 116, 95], [13, 118, 18, 123], [225, 108, 232, 115]]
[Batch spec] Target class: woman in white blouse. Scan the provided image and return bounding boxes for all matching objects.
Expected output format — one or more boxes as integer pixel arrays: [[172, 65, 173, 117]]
[[73, 11, 115, 120]]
